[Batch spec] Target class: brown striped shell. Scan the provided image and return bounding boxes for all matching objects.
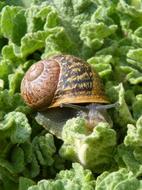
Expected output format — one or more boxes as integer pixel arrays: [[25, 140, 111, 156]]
[[21, 54, 109, 111]]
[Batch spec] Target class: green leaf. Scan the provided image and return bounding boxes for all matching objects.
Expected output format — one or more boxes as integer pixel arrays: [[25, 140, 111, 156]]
[[32, 133, 56, 166], [42, 27, 77, 59], [22, 153, 40, 178], [0, 177, 18, 190], [132, 95, 142, 119], [28, 163, 95, 190], [10, 146, 25, 173], [25, 4, 41, 33], [80, 22, 117, 50], [8, 66, 24, 94], [20, 31, 47, 57], [0, 90, 26, 112], [96, 168, 142, 190], [25, 4, 59, 33], [11, 10, 27, 45], [113, 116, 142, 176], [1, 6, 27, 45], [0, 111, 31, 144], [2, 44, 22, 63], [0, 60, 13, 85], [117, 0, 142, 33], [20, 29, 62, 57], [127, 48, 142, 70], [1, 6, 21, 38], [115, 144, 142, 176], [106, 83, 135, 127], [44, 10, 61, 29], [19, 177, 35, 190], [60, 119, 116, 173], [5, 0, 32, 7], [87, 55, 113, 79], [0, 79, 4, 90], [124, 116, 142, 147]]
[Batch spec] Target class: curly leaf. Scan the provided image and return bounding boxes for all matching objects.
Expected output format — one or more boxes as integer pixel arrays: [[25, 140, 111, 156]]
[[19, 177, 35, 190], [132, 95, 142, 119], [124, 116, 142, 147], [28, 163, 95, 190], [87, 55, 113, 79], [60, 119, 116, 173], [1, 6, 27, 45], [32, 133, 56, 166], [96, 168, 142, 190], [106, 83, 135, 127], [80, 22, 117, 50], [0, 111, 31, 143]]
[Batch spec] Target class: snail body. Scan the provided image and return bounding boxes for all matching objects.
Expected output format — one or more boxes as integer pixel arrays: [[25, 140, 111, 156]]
[[21, 54, 109, 111]]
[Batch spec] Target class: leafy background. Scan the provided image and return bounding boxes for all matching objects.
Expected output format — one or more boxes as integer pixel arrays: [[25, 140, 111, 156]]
[[0, 0, 142, 189]]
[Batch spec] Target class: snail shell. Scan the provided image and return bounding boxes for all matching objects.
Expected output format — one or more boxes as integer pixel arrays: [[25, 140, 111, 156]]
[[21, 54, 109, 111]]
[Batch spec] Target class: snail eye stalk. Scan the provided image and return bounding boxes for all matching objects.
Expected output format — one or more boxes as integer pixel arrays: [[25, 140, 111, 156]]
[[86, 102, 119, 111], [60, 102, 119, 112], [60, 103, 88, 112]]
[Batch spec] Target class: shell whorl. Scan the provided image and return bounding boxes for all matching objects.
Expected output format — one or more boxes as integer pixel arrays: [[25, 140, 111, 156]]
[[21, 59, 60, 110]]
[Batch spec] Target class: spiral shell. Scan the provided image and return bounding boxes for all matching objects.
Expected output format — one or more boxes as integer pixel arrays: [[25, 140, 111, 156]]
[[21, 54, 109, 111]]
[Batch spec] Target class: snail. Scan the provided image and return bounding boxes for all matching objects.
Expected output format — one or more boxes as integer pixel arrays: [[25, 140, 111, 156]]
[[21, 54, 117, 137]]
